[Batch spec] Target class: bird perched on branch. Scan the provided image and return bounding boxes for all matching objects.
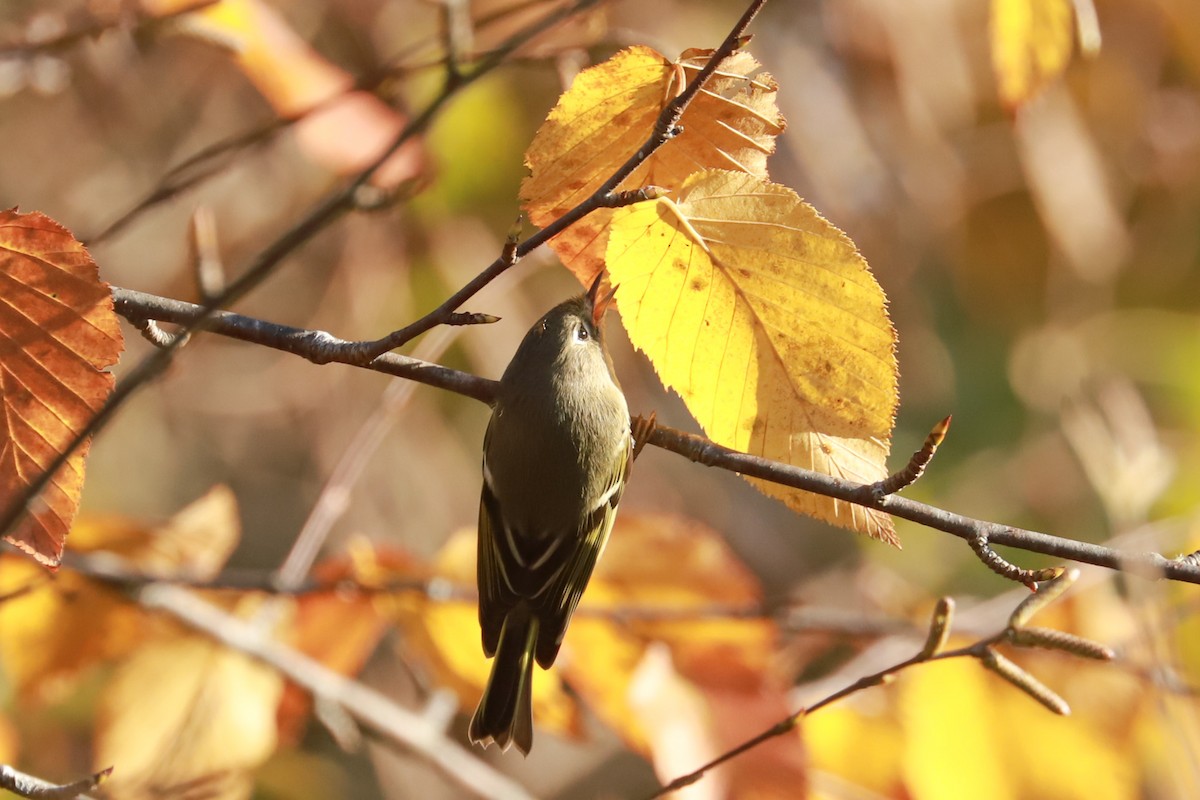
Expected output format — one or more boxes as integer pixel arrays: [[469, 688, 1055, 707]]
[[469, 275, 631, 755]]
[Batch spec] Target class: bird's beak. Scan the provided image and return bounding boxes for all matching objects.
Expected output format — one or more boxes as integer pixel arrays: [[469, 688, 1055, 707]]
[[587, 272, 618, 328]]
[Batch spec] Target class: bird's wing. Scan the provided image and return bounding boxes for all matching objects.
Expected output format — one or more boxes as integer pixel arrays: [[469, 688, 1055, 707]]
[[533, 431, 632, 668]]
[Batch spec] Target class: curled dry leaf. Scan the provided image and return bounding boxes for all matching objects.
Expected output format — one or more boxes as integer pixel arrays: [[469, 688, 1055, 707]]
[[606, 171, 899, 541], [0, 210, 123, 565], [521, 44, 784, 280]]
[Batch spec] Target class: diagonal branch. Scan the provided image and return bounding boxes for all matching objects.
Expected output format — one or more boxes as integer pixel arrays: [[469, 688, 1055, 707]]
[[0, 0, 600, 547], [339, 0, 772, 364], [106, 286, 1200, 586], [136, 584, 535, 800]]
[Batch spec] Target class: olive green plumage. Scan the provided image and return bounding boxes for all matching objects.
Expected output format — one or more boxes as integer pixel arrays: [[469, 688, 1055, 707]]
[[469, 280, 631, 755]]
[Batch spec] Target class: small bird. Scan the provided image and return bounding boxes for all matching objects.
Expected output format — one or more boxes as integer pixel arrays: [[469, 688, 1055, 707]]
[[469, 275, 631, 755]]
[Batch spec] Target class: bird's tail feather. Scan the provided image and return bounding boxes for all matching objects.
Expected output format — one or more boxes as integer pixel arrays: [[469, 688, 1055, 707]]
[[469, 604, 538, 755]]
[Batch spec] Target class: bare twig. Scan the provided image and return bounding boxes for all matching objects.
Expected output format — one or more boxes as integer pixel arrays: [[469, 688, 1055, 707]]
[[137, 584, 536, 800], [0, 0, 607, 551], [110, 287, 495, 403], [105, 286, 1200, 586], [340, 0, 771, 365], [88, 0, 603, 245], [967, 533, 1064, 590], [647, 571, 1108, 798], [872, 414, 951, 497], [0, 764, 110, 800], [647, 425, 1200, 585]]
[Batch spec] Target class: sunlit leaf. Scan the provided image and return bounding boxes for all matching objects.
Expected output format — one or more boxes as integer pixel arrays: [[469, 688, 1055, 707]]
[[990, 0, 1075, 108], [606, 170, 899, 541], [571, 514, 802, 793], [382, 530, 583, 740], [522, 44, 783, 280], [0, 210, 124, 566], [0, 487, 239, 703], [95, 624, 283, 800]]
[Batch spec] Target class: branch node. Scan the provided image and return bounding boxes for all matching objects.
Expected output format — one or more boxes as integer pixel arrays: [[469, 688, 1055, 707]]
[[298, 329, 345, 365], [501, 215, 523, 266], [602, 186, 669, 208], [445, 311, 500, 327], [968, 533, 1062, 591], [871, 414, 952, 498], [919, 596, 955, 658], [130, 315, 187, 349], [1008, 568, 1079, 628], [631, 412, 658, 463], [979, 647, 1070, 715]]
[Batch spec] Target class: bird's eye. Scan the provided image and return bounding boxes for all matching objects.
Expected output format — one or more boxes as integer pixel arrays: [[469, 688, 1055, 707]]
[[574, 323, 590, 342]]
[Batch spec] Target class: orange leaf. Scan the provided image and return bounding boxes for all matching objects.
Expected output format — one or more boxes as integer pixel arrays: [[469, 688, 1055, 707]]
[[0, 210, 123, 566], [566, 513, 781, 754], [276, 543, 412, 743], [521, 45, 784, 282]]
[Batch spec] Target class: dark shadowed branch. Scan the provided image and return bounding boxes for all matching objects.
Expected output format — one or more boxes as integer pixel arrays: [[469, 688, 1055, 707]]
[[106, 287, 1200, 586]]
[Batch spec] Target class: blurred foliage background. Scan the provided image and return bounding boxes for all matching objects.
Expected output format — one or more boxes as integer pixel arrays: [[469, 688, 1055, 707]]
[[1, 0, 1199, 798]]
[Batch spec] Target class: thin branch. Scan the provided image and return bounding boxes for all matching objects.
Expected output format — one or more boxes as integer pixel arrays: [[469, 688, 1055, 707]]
[[872, 414, 951, 497], [110, 287, 496, 403], [0, 764, 110, 800], [0, 0, 587, 544], [646, 571, 1108, 798], [136, 583, 536, 800], [106, 286, 1200, 586], [647, 425, 1200, 585], [88, 0, 603, 245], [340, 0, 771, 364]]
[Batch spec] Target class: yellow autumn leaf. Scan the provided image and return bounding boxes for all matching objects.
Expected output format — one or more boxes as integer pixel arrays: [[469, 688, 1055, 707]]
[[95, 631, 283, 800], [606, 170, 899, 541], [0, 487, 239, 703], [522, 44, 784, 281], [382, 530, 583, 741], [566, 513, 777, 754], [899, 658, 1137, 800], [990, 0, 1076, 108]]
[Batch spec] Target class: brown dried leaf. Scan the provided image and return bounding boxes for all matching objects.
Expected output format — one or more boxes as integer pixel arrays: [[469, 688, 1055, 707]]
[[0, 209, 123, 566]]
